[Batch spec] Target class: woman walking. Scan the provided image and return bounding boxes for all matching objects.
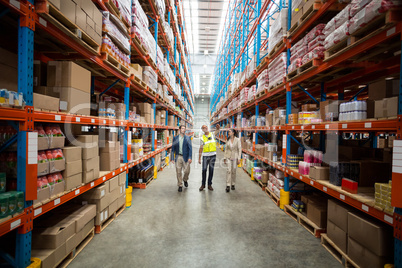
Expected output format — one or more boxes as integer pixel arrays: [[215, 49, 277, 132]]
[[224, 129, 242, 192]]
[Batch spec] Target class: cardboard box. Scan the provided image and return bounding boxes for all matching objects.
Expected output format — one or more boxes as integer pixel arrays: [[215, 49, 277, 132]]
[[93, 8, 103, 30], [31, 249, 55, 268], [301, 103, 317, 112], [66, 218, 94, 254], [50, 181, 65, 198], [47, 61, 90, 93], [75, 5, 86, 30], [100, 151, 119, 171], [49, 159, 66, 173], [375, 96, 398, 118], [309, 166, 329, 181], [82, 164, 100, 184], [38, 161, 50, 176], [34, 187, 51, 206], [33, 93, 59, 111], [82, 146, 98, 160], [82, 184, 108, 200], [82, 156, 99, 172], [377, 138, 388, 149], [48, 0, 61, 9], [118, 172, 126, 186], [351, 160, 390, 187], [68, 204, 96, 233], [62, 160, 82, 177], [108, 199, 118, 215], [95, 207, 109, 225], [32, 219, 75, 249], [38, 136, 49, 151], [65, 173, 82, 191], [130, 64, 143, 78], [306, 202, 327, 228], [81, 0, 94, 17], [63, 146, 82, 162], [135, 102, 152, 115], [99, 141, 119, 153], [117, 194, 125, 208], [261, 171, 269, 183], [76, 135, 97, 145], [109, 176, 119, 192], [327, 199, 352, 232], [320, 100, 345, 121], [327, 220, 347, 253], [48, 136, 65, 149], [347, 212, 393, 256], [347, 237, 392, 268], [368, 79, 399, 100], [58, 87, 90, 115], [60, 0, 76, 23]]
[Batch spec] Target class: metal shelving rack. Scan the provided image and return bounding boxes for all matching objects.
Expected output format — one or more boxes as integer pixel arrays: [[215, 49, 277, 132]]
[[210, 0, 402, 266], [0, 0, 194, 266]]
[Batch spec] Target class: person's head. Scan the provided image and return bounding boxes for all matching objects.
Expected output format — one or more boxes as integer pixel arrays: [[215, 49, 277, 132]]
[[201, 125, 208, 134], [179, 125, 186, 135], [216, 124, 220, 130], [229, 129, 237, 138]]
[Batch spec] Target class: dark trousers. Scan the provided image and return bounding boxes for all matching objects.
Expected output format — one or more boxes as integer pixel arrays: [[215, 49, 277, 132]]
[[202, 155, 216, 186]]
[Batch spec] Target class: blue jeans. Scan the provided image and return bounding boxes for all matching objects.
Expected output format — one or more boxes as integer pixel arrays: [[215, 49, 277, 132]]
[[202, 155, 216, 186]]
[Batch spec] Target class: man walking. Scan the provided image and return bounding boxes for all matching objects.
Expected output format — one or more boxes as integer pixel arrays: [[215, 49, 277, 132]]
[[199, 125, 217, 191], [171, 125, 192, 192]]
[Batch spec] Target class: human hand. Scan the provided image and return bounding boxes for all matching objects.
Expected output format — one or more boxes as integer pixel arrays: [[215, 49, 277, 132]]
[[198, 159, 201, 164], [188, 159, 192, 164]]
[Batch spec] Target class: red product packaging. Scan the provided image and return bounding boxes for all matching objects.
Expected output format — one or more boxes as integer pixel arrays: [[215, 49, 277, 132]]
[[341, 178, 358, 194]]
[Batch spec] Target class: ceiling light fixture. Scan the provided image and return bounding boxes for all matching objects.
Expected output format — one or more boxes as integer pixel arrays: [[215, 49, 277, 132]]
[[204, 50, 209, 55], [203, 75, 206, 78]]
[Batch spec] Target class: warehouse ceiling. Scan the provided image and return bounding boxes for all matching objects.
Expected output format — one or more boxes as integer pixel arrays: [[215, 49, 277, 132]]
[[182, 0, 229, 95]]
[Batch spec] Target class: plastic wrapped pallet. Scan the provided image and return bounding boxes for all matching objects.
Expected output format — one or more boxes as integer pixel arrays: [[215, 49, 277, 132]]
[[324, 21, 349, 50], [301, 46, 325, 64], [350, 0, 371, 17], [115, 0, 131, 26], [257, 69, 269, 92], [268, 53, 287, 88], [268, 8, 288, 54], [101, 35, 130, 68], [102, 12, 130, 54], [132, 0, 148, 28]]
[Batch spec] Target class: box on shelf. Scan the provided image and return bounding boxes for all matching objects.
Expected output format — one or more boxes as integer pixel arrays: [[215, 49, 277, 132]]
[[309, 166, 329, 180], [130, 64, 143, 78], [100, 150, 120, 171], [374, 96, 398, 118], [347, 212, 393, 256], [64, 173, 82, 191], [328, 199, 353, 233], [306, 201, 327, 228], [347, 237, 392, 268], [47, 61, 91, 93], [368, 79, 399, 100], [62, 160, 82, 178], [57, 87, 90, 116], [62, 147, 82, 163], [301, 104, 317, 112], [34, 187, 50, 206], [33, 93, 59, 112]]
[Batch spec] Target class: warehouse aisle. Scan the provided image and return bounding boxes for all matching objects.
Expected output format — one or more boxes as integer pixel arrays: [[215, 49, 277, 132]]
[[69, 140, 340, 268]]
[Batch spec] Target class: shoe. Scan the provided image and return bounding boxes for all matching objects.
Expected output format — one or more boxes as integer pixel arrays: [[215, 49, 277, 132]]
[[178, 187, 182, 192], [226, 186, 230, 192], [199, 185, 205, 191], [208, 185, 214, 191], [184, 181, 188, 187], [231, 185, 235, 190]]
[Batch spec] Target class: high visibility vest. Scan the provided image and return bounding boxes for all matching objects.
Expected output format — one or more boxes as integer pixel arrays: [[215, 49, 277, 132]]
[[202, 133, 217, 153]]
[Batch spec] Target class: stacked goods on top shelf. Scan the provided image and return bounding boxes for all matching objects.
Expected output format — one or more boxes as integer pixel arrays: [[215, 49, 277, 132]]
[[132, 0, 157, 62], [142, 66, 158, 91], [268, 8, 288, 55], [102, 11, 130, 69], [111, 0, 132, 27], [257, 69, 269, 93]]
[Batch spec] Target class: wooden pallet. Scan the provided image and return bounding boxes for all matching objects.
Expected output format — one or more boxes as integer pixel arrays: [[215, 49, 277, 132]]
[[284, 205, 325, 238], [95, 204, 125, 234], [265, 187, 280, 207], [129, 176, 154, 189], [57, 227, 95, 268], [287, 58, 322, 81], [102, 53, 130, 77], [268, 39, 284, 58], [325, 9, 400, 61], [104, 0, 131, 30], [321, 234, 360, 268], [36, 0, 100, 55], [255, 90, 266, 99]]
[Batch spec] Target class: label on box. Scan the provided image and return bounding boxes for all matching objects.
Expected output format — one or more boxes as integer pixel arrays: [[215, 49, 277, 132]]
[[101, 190, 105, 197], [59, 101, 67, 111]]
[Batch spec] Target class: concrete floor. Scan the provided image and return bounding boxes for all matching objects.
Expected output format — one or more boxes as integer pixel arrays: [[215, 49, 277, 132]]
[[69, 140, 340, 268]]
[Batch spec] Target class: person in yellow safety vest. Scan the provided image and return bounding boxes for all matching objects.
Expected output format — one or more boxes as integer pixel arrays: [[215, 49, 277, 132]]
[[198, 125, 217, 191]]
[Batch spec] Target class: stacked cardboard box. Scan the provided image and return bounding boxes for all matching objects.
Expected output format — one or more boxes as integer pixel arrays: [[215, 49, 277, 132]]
[[100, 140, 120, 171], [347, 212, 393, 268], [31, 204, 96, 268], [301, 194, 328, 228], [134, 102, 154, 124], [62, 146, 83, 191], [374, 181, 393, 214], [327, 199, 353, 253], [131, 139, 144, 160], [168, 115, 175, 127], [45, 61, 91, 115], [77, 135, 100, 183], [78, 172, 126, 227]]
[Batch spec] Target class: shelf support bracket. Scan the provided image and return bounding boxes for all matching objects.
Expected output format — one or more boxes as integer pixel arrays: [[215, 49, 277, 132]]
[[297, 84, 319, 104], [100, 79, 120, 97], [289, 133, 306, 150], [349, 85, 368, 101]]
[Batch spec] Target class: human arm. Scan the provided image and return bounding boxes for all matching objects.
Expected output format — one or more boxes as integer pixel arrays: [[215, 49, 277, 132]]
[[170, 136, 176, 163], [187, 137, 192, 164], [199, 144, 203, 164], [237, 138, 242, 165]]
